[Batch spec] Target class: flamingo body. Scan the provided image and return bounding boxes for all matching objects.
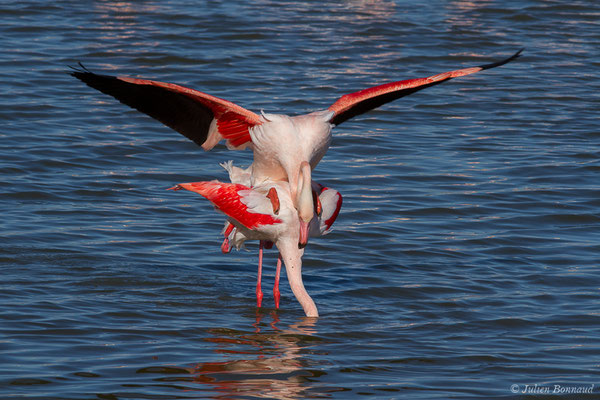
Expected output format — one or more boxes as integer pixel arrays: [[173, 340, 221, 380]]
[[171, 177, 319, 316], [219, 161, 342, 248], [171, 160, 343, 317]]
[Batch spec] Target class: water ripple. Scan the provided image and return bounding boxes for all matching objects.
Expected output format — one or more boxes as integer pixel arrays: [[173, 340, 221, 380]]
[[2, 0, 600, 399]]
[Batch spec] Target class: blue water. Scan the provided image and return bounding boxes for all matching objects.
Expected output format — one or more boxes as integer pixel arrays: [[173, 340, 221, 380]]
[[2, 1, 599, 399]]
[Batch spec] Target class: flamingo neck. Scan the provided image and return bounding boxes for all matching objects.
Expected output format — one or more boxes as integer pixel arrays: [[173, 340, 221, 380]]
[[277, 241, 318, 317], [296, 161, 314, 223]]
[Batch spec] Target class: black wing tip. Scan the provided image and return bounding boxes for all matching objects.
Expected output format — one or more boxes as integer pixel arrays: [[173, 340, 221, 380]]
[[68, 62, 92, 77], [69, 63, 118, 83], [69, 63, 121, 89], [480, 48, 524, 71]]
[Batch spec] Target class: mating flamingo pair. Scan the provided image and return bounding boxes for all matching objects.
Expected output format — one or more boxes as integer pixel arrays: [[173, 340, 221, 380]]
[[72, 49, 522, 316]]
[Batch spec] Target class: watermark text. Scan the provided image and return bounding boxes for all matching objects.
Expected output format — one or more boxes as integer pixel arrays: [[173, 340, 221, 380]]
[[510, 383, 595, 395]]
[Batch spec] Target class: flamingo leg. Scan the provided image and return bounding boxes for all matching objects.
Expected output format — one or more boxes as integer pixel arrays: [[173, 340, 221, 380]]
[[221, 237, 231, 253], [256, 241, 264, 308], [273, 253, 282, 309], [221, 222, 235, 254]]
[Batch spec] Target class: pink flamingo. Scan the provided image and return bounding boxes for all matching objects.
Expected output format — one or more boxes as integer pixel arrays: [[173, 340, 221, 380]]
[[169, 161, 342, 317], [71, 49, 522, 245], [216, 161, 342, 311]]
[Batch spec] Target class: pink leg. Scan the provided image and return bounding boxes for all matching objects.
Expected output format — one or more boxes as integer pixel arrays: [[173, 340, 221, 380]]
[[221, 222, 235, 254], [273, 253, 282, 309], [256, 241, 264, 308], [221, 237, 231, 253]]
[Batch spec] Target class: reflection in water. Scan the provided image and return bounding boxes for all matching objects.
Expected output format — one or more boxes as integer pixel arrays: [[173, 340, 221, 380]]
[[189, 313, 323, 399]]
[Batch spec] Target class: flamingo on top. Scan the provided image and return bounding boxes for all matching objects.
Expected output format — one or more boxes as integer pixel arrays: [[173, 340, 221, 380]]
[[71, 49, 522, 247]]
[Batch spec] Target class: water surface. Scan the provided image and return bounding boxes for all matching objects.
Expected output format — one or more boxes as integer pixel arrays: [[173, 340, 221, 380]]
[[1, 1, 599, 399]]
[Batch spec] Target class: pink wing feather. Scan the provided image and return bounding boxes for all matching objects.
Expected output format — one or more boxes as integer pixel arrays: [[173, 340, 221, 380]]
[[322, 188, 343, 232], [71, 66, 261, 150], [328, 49, 523, 126], [311, 182, 343, 233], [170, 181, 281, 230], [118, 77, 261, 149]]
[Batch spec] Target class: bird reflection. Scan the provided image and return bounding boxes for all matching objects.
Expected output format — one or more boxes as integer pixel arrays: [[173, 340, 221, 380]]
[[188, 313, 321, 399]]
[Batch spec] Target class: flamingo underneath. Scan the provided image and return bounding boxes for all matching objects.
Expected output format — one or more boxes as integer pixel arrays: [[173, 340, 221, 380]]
[[216, 161, 342, 311], [71, 49, 522, 234], [169, 162, 341, 317]]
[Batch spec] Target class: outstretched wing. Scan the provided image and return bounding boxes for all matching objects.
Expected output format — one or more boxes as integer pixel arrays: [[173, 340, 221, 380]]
[[327, 49, 523, 126], [71, 65, 262, 150], [169, 181, 281, 229]]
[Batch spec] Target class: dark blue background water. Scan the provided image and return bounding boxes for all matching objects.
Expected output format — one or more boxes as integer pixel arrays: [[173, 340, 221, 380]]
[[1, 1, 599, 399]]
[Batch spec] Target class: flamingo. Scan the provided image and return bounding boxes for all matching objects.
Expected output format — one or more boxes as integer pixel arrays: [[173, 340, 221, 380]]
[[215, 160, 342, 311], [71, 49, 522, 245], [169, 161, 342, 317]]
